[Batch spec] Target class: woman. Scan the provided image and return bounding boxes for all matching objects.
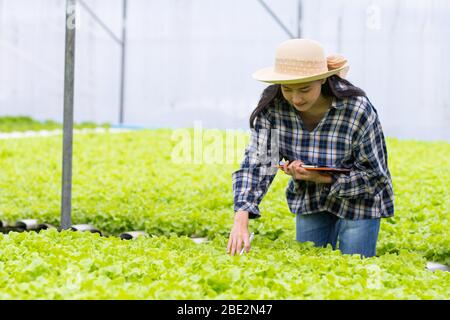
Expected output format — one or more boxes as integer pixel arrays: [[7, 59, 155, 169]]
[[227, 39, 394, 258]]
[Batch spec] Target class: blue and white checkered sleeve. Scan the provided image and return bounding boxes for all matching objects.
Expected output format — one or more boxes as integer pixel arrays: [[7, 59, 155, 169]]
[[231, 111, 279, 219], [328, 116, 391, 199]]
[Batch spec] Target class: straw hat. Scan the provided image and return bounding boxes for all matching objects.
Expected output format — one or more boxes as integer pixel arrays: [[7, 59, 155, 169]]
[[252, 38, 350, 84]]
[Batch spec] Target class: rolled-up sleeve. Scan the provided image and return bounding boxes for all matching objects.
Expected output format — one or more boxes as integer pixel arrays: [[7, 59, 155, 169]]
[[328, 116, 391, 200], [232, 110, 279, 219]]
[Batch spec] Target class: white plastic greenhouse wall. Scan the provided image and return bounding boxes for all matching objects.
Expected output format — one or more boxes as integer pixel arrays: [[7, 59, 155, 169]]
[[0, 0, 449, 141]]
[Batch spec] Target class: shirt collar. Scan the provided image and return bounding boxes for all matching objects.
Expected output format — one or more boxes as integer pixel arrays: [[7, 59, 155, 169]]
[[331, 96, 346, 110]]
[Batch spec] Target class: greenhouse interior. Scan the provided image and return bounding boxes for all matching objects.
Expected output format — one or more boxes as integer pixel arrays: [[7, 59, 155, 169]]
[[0, 0, 449, 303]]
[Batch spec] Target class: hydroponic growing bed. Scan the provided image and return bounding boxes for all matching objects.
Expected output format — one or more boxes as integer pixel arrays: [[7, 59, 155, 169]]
[[0, 128, 449, 299]]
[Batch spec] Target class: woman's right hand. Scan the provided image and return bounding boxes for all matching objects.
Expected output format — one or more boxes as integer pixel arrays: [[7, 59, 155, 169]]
[[227, 210, 250, 256], [280, 160, 303, 176]]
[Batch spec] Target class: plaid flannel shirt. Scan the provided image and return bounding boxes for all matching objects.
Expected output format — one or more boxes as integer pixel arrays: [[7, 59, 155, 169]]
[[232, 90, 394, 220]]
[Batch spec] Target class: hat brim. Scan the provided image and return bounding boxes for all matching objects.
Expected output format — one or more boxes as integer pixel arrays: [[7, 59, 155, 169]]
[[252, 63, 349, 84]]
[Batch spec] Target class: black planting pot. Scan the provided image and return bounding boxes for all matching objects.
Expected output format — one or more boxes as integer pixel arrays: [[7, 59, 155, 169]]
[[0, 220, 10, 228], [37, 223, 57, 232], [1, 225, 26, 234], [70, 224, 103, 236], [14, 219, 39, 231], [0, 220, 14, 233], [119, 231, 147, 240]]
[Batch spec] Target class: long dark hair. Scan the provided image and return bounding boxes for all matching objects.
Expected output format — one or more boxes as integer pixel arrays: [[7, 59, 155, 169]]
[[249, 75, 366, 128]]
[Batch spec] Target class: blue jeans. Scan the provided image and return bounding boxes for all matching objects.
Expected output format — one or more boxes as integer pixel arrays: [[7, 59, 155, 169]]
[[296, 211, 381, 258]]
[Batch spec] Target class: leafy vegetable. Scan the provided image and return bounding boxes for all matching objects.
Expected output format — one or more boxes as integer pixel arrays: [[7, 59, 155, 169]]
[[0, 116, 110, 132], [0, 129, 449, 299], [0, 230, 448, 299]]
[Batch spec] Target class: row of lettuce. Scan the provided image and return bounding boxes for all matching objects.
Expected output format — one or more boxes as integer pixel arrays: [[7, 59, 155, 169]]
[[0, 127, 449, 299], [0, 229, 448, 299], [1, 130, 448, 264], [0, 116, 110, 132]]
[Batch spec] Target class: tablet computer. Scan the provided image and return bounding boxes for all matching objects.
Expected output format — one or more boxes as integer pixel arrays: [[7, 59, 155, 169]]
[[299, 165, 351, 173], [274, 162, 351, 173]]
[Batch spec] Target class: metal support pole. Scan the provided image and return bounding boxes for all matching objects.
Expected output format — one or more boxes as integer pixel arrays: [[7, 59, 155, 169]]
[[61, 0, 77, 229], [78, 0, 126, 124], [119, 0, 128, 124], [297, 0, 302, 38], [257, 0, 295, 39]]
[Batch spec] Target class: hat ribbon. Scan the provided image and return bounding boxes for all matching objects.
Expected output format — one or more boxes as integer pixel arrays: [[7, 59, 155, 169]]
[[327, 54, 349, 79]]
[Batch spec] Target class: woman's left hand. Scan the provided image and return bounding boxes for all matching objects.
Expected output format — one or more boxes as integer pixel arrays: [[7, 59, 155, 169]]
[[281, 160, 332, 184]]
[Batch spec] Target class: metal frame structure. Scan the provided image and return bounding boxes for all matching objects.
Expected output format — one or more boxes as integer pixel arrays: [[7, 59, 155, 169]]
[[61, 0, 128, 229], [257, 0, 302, 38], [78, 0, 128, 124], [61, 0, 76, 229]]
